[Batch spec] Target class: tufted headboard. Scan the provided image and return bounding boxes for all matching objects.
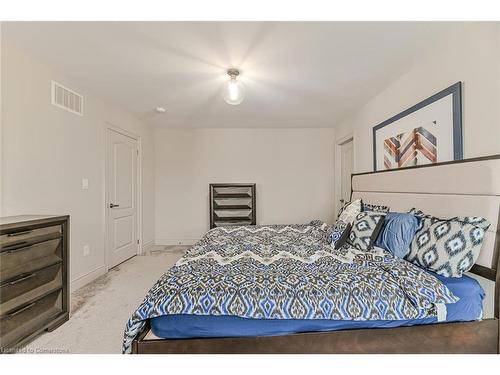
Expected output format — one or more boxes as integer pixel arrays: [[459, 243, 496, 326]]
[[350, 154, 500, 318]]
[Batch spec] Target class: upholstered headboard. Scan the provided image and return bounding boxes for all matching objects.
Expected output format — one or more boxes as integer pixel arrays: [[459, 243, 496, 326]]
[[351, 155, 500, 317]]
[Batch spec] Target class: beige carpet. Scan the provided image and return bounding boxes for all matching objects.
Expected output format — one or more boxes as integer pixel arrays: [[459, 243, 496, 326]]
[[24, 246, 188, 354]]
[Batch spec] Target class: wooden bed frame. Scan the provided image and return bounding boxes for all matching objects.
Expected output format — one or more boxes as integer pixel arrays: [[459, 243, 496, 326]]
[[132, 154, 500, 354]]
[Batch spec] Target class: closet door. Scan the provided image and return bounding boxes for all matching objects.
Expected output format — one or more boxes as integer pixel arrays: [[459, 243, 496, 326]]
[[107, 129, 138, 268]]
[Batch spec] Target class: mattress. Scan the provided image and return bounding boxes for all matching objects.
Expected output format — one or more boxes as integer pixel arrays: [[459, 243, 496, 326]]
[[150, 273, 484, 339]]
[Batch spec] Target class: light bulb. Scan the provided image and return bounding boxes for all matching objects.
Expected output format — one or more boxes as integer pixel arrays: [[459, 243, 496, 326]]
[[229, 81, 239, 101], [223, 70, 245, 105]]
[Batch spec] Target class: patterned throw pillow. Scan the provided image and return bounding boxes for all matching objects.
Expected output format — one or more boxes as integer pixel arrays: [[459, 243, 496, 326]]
[[347, 211, 386, 251], [336, 200, 351, 218], [338, 199, 362, 224], [327, 221, 352, 249], [406, 209, 491, 277], [362, 202, 390, 213], [408, 208, 490, 229]]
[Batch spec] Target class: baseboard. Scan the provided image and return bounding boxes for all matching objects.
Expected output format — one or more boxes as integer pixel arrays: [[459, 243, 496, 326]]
[[70, 265, 107, 293], [142, 239, 154, 252], [155, 238, 200, 246]]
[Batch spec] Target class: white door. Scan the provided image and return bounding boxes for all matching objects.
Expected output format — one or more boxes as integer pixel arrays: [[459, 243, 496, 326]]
[[107, 129, 138, 268], [338, 138, 354, 216]]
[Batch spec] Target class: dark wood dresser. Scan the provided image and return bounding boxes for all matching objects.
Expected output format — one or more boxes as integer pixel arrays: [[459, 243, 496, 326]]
[[0, 215, 69, 352], [209, 184, 256, 229]]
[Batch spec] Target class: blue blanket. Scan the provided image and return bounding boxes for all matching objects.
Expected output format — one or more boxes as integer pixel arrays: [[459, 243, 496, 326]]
[[122, 222, 458, 353]]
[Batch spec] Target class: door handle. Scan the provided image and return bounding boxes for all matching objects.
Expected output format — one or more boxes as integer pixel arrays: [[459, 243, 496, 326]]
[[109, 203, 120, 208]]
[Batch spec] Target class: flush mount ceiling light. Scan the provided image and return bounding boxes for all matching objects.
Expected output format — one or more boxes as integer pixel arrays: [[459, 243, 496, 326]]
[[156, 106, 166, 113], [223, 68, 245, 105]]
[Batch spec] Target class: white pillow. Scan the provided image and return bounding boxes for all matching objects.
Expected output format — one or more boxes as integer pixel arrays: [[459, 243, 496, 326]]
[[338, 199, 361, 224]]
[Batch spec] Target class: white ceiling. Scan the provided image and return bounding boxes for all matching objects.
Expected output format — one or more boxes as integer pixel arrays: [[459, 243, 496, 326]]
[[3, 22, 464, 128]]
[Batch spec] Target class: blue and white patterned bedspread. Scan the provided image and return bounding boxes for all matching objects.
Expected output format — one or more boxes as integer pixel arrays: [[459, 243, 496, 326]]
[[122, 221, 458, 353]]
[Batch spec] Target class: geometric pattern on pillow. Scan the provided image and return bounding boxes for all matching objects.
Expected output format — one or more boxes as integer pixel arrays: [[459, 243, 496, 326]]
[[406, 214, 491, 278], [327, 220, 351, 249], [347, 211, 386, 251], [408, 208, 490, 230], [362, 202, 390, 213], [338, 199, 362, 224]]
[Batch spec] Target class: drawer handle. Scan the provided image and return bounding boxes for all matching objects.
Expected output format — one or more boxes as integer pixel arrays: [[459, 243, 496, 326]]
[[3, 302, 37, 319], [5, 244, 33, 254], [7, 230, 33, 237], [1, 273, 36, 287]]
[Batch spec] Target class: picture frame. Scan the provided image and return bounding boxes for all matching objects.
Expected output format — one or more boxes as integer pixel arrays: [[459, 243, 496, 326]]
[[372, 82, 463, 171]]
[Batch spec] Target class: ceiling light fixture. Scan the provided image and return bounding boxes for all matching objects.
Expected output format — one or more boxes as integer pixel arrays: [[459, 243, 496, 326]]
[[156, 106, 166, 113], [223, 68, 245, 105]]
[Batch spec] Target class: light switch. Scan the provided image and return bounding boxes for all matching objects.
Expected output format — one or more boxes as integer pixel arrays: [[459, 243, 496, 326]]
[[83, 245, 90, 256], [82, 178, 89, 190]]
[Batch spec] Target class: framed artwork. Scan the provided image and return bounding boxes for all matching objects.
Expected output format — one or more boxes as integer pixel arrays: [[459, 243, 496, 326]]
[[372, 82, 463, 171]]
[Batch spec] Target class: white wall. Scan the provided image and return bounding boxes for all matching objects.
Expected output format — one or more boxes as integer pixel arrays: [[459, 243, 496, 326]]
[[155, 128, 335, 244], [1, 41, 155, 291], [335, 23, 500, 179]]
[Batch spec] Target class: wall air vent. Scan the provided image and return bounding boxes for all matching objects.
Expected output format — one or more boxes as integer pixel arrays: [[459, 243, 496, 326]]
[[51, 81, 84, 116]]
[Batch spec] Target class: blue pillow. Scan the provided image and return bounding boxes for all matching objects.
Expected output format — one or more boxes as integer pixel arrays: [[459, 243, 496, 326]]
[[374, 212, 420, 258]]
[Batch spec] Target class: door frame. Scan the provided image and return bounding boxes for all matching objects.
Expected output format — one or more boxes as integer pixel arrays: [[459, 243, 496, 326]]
[[104, 123, 142, 271], [334, 134, 354, 220]]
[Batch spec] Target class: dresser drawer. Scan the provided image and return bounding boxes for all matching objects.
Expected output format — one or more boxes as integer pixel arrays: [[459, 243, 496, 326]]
[[0, 263, 63, 315], [0, 238, 62, 282], [0, 225, 62, 248], [0, 289, 63, 348]]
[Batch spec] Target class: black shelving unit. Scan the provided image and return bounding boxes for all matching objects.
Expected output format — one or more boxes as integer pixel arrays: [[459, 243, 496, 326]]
[[209, 183, 256, 229]]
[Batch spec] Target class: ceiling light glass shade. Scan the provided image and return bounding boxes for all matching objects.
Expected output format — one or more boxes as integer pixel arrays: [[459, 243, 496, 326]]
[[223, 78, 245, 105]]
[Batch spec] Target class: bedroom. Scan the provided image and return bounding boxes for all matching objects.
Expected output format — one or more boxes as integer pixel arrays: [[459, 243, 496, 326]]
[[1, 1, 500, 373]]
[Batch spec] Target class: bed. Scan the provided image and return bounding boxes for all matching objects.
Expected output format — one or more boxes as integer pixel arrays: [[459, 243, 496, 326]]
[[125, 154, 500, 354]]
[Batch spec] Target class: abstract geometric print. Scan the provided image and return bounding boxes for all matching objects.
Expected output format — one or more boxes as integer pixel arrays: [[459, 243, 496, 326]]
[[122, 221, 457, 353], [384, 125, 437, 170]]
